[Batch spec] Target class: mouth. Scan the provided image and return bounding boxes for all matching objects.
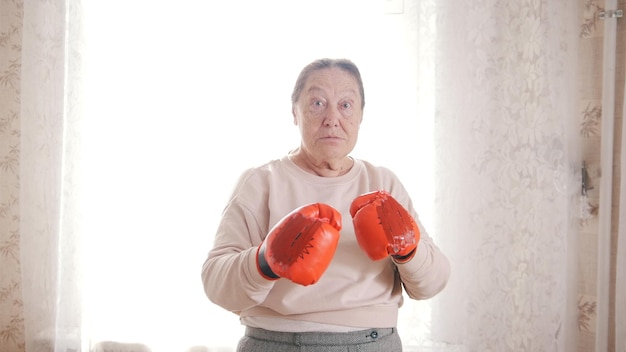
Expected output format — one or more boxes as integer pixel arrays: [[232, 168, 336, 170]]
[[318, 137, 343, 144]]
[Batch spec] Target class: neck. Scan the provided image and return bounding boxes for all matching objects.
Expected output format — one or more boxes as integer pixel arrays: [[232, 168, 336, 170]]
[[289, 149, 353, 177]]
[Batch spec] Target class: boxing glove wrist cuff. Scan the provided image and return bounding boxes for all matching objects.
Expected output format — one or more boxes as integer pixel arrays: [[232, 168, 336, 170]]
[[392, 248, 416, 263], [256, 245, 280, 280]]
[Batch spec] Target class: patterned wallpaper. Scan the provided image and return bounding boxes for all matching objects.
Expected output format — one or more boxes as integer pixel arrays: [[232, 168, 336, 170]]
[[579, 0, 603, 350], [0, 0, 619, 351], [0, 0, 24, 351], [578, 1, 624, 352]]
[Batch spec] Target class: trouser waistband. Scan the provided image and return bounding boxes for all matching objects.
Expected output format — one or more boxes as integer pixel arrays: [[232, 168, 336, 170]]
[[244, 326, 395, 346]]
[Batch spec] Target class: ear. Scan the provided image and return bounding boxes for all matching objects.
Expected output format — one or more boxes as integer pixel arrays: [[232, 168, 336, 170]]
[[292, 107, 298, 125]]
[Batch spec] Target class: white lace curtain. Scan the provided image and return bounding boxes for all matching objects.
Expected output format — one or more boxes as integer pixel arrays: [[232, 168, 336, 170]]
[[427, 1, 581, 350], [19, 0, 586, 351]]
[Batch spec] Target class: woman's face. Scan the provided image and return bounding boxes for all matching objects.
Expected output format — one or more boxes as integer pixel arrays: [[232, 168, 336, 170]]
[[292, 67, 363, 162]]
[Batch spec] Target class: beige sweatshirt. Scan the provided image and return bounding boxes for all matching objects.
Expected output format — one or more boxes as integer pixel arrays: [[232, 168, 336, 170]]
[[201, 155, 450, 332]]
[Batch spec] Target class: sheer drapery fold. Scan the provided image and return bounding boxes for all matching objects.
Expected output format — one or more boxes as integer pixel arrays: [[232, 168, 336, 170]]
[[428, 1, 580, 351], [20, 0, 85, 350]]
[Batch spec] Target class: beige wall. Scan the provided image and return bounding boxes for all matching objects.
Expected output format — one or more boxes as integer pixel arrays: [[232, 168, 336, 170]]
[[579, 1, 602, 351]]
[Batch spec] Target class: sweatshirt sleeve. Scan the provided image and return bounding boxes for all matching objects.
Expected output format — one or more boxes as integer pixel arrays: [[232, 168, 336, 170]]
[[384, 168, 451, 300], [394, 217, 451, 300], [201, 174, 275, 313]]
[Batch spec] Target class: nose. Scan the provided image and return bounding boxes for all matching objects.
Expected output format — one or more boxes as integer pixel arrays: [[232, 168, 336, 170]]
[[323, 106, 340, 127]]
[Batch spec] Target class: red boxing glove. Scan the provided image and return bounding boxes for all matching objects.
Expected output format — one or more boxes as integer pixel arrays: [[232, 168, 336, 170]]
[[256, 203, 341, 286], [350, 190, 419, 263]]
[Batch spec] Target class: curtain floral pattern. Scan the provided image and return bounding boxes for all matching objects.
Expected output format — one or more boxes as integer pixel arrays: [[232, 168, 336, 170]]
[[426, 1, 581, 351], [1, 0, 624, 351], [1, 0, 85, 351]]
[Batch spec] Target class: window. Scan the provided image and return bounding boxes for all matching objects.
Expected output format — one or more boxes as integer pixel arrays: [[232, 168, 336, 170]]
[[80, 1, 435, 349]]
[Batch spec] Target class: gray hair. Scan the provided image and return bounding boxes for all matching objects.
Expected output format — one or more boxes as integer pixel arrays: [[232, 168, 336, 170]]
[[291, 58, 365, 109]]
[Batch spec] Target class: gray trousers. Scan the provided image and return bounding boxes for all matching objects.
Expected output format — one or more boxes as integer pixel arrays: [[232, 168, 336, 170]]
[[237, 326, 403, 352]]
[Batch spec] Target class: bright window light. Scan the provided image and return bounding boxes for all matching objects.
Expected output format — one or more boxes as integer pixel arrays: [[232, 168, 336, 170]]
[[79, 1, 435, 350]]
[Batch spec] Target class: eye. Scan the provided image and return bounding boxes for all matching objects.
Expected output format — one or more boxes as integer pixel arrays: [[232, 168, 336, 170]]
[[339, 100, 355, 111], [309, 99, 326, 114]]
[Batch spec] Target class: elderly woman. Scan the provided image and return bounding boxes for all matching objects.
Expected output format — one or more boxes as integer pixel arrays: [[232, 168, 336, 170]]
[[201, 58, 450, 352]]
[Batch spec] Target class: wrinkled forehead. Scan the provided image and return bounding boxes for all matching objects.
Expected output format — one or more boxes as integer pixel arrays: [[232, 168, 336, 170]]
[[303, 68, 361, 98]]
